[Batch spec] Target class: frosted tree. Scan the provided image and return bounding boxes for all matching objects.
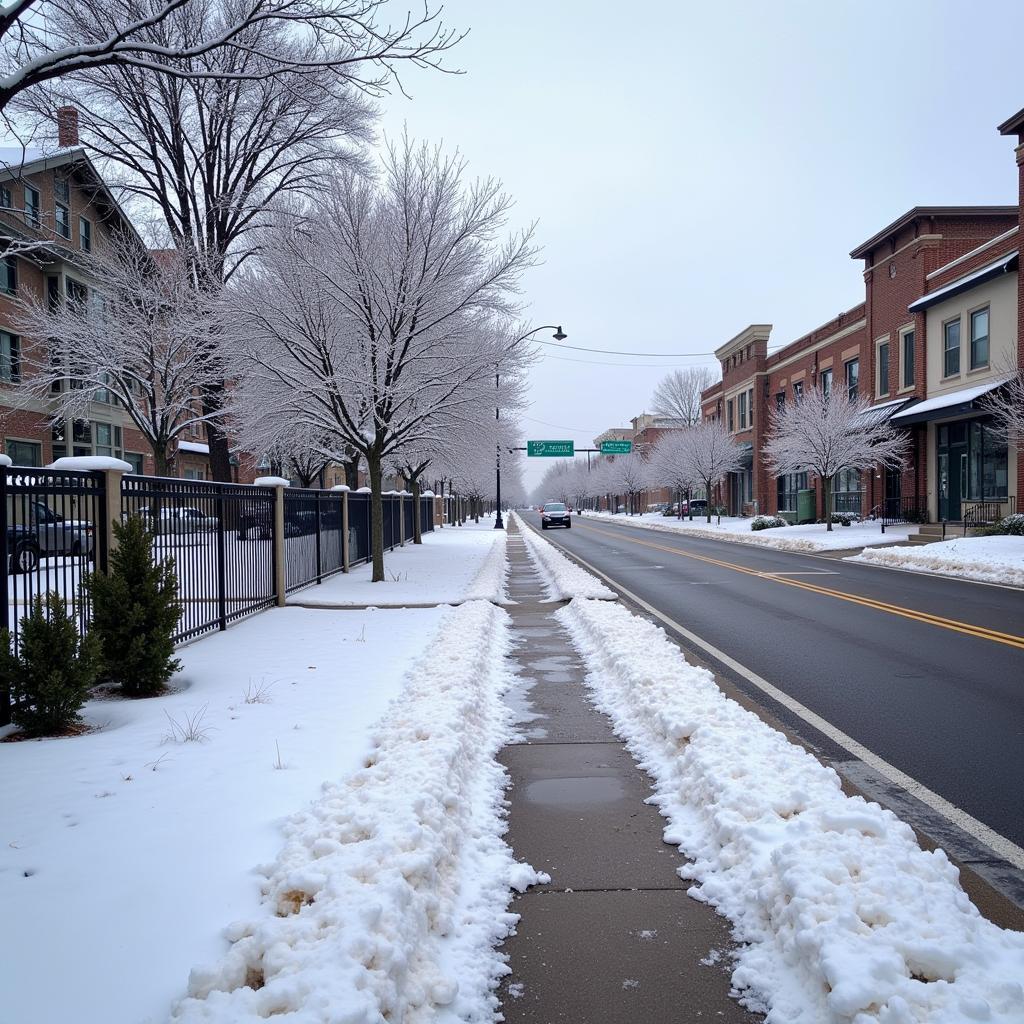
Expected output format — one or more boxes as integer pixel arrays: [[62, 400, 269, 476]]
[[16, 4, 459, 480], [0, 0, 459, 117], [603, 453, 648, 515], [763, 387, 910, 531], [685, 420, 745, 523], [981, 368, 1024, 449], [647, 429, 700, 518], [651, 367, 716, 425], [13, 240, 222, 475], [229, 140, 537, 581]]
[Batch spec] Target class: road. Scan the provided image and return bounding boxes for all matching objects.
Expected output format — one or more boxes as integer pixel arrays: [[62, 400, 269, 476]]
[[519, 511, 1024, 895]]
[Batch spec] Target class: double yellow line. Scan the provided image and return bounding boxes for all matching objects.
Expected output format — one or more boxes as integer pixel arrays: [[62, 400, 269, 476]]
[[576, 522, 1024, 651]]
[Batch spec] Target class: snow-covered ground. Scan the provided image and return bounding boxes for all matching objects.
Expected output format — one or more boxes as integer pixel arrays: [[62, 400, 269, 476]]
[[513, 512, 614, 600], [587, 510, 919, 552], [848, 534, 1024, 587], [288, 518, 507, 606], [512, 524, 1024, 1023]]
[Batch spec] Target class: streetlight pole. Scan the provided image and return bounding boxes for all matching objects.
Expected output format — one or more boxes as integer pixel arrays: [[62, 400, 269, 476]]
[[495, 324, 567, 529]]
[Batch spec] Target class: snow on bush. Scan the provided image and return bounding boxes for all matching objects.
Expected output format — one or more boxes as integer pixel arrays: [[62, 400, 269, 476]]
[[171, 600, 546, 1023], [985, 513, 1024, 537], [513, 512, 615, 600], [750, 515, 788, 531], [557, 597, 1024, 1022]]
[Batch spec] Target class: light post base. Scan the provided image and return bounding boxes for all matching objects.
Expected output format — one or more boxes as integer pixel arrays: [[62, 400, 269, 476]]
[[494, 511, 504, 529]]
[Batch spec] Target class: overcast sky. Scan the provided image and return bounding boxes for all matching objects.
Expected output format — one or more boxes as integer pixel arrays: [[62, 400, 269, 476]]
[[384, 0, 1023, 490]]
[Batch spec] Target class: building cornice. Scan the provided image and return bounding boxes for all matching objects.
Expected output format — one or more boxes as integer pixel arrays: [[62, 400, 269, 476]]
[[714, 324, 772, 362]]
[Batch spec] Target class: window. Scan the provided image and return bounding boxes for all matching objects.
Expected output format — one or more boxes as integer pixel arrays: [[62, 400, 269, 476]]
[[66, 278, 87, 306], [970, 308, 989, 370], [125, 452, 145, 475], [943, 319, 960, 377], [775, 392, 785, 410], [79, 216, 92, 253], [94, 422, 123, 459], [72, 419, 92, 457], [738, 391, 747, 429], [3, 256, 16, 295], [776, 472, 808, 512], [54, 178, 70, 203], [5, 439, 41, 466], [792, 380, 803, 402], [24, 186, 40, 226], [0, 187, 10, 207], [834, 468, 863, 514], [0, 331, 20, 382], [55, 202, 70, 239], [748, 387, 754, 423], [184, 467, 206, 480], [901, 330, 915, 389], [727, 399, 734, 432], [877, 341, 889, 396], [51, 422, 66, 461], [820, 367, 832, 399], [845, 358, 859, 400]]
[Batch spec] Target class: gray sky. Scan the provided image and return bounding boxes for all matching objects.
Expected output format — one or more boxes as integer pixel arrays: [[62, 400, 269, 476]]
[[381, 0, 1024, 490]]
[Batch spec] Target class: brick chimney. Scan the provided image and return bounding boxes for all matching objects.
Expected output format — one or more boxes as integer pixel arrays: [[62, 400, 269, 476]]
[[56, 105, 79, 148]]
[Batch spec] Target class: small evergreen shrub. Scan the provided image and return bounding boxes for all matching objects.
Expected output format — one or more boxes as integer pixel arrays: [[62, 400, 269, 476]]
[[982, 513, 1024, 536], [818, 512, 859, 527], [86, 516, 182, 697], [751, 515, 788, 531], [0, 594, 100, 736]]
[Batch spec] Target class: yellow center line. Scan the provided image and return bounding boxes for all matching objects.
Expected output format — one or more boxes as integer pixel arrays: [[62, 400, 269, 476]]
[[575, 522, 1024, 651]]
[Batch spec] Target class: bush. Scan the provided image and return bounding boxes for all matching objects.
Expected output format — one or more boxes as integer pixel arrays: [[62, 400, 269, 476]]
[[86, 516, 182, 697], [0, 594, 100, 736], [751, 515, 788, 531], [818, 512, 859, 527], [983, 513, 1024, 536]]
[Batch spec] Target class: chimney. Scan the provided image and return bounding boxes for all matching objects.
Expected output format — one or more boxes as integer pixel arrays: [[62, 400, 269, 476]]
[[56, 105, 79, 148]]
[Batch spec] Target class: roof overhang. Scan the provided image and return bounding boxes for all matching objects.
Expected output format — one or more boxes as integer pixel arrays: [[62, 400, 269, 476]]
[[849, 207, 1019, 260], [890, 377, 1011, 426], [997, 106, 1024, 136], [908, 251, 1018, 313], [714, 324, 772, 362], [852, 397, 914, 428]]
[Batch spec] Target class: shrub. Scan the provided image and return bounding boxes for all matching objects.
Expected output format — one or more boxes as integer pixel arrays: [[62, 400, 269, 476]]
[[818, 512, 859, 527], [0, 593, 100, 736], [751, 515, 788, 531], [983, 513, 1024, 536], [86, 515, 182, 697]]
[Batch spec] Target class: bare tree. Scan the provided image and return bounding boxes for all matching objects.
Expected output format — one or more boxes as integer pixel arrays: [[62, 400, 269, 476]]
[[0, 0, 459, 116], [685, 421, 745, 523], [229, 140, 537, 581], [651, 367, 716, 425], [981, 367, 1024, 448], [12, 239, 222, 475], [647, 429, 700, 518], [763, 387, 910, 531]]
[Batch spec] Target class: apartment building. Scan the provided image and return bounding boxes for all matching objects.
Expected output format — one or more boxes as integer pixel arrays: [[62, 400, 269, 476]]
[[700, 106, 1024, 524]]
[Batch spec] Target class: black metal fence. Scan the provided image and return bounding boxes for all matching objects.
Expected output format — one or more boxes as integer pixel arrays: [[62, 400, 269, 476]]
[[3, 467, 437, 725]]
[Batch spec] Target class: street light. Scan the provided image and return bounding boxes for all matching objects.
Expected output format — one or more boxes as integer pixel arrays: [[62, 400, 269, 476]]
[[495, 324, 567, 529]]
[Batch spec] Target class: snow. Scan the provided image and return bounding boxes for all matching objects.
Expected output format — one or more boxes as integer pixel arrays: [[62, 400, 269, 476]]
[[0, 604, 445, 1023], [47, 455, 133, 472], [890, 377, 1013, 422], [512, 512, 615, 600], [849, 535, 1024, 587], [0, 453, 11, 466], [289, 518, 507, 607], [555, 592, 1024, 1022], [588, 511, 919, 551], [330, 484, 350, 492], [254, 475, 290, 487], [178, 440, 211, 455], [172, 599, 546, 1023]]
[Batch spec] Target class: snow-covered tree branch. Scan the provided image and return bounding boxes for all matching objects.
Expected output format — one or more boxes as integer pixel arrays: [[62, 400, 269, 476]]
[[981, 367, 1024, 448], [650, 366, 716, 425]]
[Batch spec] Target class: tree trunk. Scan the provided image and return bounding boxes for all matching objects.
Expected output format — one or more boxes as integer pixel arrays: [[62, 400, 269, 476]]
[[202, 390, 233, 482], [705, 479, 713, 523], [823, 476, 833, 532], [153, 446, 172, 478], [368, 451, 385, 582], [411, 477, 423, 544], [344, 455, 360, 490]]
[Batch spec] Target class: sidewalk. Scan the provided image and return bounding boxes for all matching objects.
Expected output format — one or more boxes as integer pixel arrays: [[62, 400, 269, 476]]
[[497, 521, 758, 1021]]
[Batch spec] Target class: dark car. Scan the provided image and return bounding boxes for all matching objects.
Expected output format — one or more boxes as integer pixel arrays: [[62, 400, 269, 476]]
[[680, 498, 708, 515], [541, 502, 571, 529], [5, 524, 40, 573]]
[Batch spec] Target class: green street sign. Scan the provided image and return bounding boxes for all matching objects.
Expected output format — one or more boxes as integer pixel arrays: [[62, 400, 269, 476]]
[[527, 440, 574, 457], [600, 440, 633, 455]]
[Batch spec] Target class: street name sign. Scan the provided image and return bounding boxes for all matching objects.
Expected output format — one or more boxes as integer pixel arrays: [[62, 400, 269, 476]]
[[600, 440, 633, 454], [527, 440, 574, 457]]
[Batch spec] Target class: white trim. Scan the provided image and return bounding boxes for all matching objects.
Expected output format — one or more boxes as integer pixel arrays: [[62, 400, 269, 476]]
[[909, 250, 1018, 313], [926, 226, 1019, 281], [766, 318, 867, 373]]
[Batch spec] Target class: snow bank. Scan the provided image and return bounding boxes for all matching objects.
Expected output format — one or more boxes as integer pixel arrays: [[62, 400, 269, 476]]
[[173, 600, 545, 1023], [849, 535, 1024, 587], [558, 597, 1024, 1023], [513, 513, 615, 600], [588, 511, 918, 552]]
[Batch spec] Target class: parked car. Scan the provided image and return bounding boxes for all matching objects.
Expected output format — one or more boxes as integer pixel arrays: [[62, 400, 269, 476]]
[[540, 501, 571, 529], [27, 500, 95, 556], [6, 523, 40, 573], [136, 505, 218, 534], [680, 498, 708, 515]]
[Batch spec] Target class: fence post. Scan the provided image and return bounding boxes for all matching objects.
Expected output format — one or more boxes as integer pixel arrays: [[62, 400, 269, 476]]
[[100, 466, 128, 574], [314, 490, 322, 584], [399, 492, 406, 547], [333, 485, 351, 572], [215, 490, 227, 630], [1, 457, 9, 726]]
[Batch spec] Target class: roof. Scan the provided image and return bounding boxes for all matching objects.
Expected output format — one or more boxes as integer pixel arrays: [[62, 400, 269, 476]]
[[907, 251, 1018, 312], [851, 397, 914, 428], [849, 207, 1019, 260], [997, 106, 1024, 136], [890, 377, 1011, 425]]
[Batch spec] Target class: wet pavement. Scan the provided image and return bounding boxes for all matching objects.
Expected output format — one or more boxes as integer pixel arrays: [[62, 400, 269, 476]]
[[497, 523, 760, 1022]]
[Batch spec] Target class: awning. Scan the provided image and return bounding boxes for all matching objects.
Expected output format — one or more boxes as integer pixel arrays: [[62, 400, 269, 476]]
[[908, 251, 1018, 313], [852, 397, 914, 428], [890, 377, 1011, 425]]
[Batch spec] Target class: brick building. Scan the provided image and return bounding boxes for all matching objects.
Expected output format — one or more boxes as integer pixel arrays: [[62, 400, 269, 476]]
[[700, 107, 1024, 525]]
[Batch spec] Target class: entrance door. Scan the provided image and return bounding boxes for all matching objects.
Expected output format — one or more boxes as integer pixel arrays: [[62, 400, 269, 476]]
[[937, 423, 965, 521], [884, 466, 901, 518]]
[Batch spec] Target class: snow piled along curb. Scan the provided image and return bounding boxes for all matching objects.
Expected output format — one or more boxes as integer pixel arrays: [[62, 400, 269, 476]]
[[848, 535, 1024, 588], [172, 600, 546, 1023], [512, 512, 615, 601], [557, 597, 1024, 1023]]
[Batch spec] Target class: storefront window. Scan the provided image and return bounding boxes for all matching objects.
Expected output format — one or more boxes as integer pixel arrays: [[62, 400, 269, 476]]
[[833, 468, 864, 513], [776, 472, 807, 512]]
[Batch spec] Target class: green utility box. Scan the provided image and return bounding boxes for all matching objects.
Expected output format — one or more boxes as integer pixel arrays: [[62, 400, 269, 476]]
[[797, 489, 816, 524]]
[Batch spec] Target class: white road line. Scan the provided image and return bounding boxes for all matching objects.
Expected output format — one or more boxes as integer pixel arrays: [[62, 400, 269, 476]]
[[526, 522, 1024, 871]]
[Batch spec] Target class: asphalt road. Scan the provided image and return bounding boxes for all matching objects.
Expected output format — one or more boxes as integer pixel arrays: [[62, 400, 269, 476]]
[[520, 512, 1024, 870]]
